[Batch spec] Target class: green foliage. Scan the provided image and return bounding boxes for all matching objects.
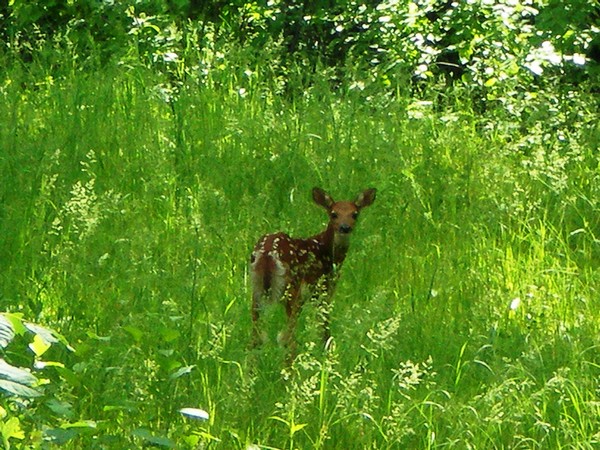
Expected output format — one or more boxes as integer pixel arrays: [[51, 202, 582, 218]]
[[2, 0, 598, 94], [0, 0, 598, 448], [0, 313, 84, 448], [1, 56, 599, 447]]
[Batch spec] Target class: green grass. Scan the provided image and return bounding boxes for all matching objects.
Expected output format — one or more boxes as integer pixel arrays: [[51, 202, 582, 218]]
[[0, 64, 599, 449]]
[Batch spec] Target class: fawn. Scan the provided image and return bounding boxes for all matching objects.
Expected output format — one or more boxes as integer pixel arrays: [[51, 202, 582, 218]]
[[250, 187, 377, 359]]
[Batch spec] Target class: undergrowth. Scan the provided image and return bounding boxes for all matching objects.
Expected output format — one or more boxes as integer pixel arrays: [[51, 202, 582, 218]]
[[0, 60, 598, 448]]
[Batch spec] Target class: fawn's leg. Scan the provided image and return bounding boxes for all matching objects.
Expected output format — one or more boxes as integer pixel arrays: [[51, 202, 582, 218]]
[[319, 277, 336, 348], [251, 289, 264, 348], [279, 286, 301, 363], [318, 297, 333, 349]]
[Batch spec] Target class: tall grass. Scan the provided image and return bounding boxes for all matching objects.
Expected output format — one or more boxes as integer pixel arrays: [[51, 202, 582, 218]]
[[0, 62, 598, 448]]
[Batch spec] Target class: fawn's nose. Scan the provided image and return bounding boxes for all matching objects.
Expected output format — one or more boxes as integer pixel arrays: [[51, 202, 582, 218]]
[[338, 224, 352, 234]]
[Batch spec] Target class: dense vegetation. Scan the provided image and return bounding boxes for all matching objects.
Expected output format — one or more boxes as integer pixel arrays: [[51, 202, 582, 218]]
[[0, 0, 599, 448]]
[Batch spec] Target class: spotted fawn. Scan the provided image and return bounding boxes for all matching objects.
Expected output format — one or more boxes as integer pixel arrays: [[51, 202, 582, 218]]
[[250, 187, 377, 360]]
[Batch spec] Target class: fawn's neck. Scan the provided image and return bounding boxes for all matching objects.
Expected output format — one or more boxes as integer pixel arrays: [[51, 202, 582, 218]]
[[315, 225, 350, 266]]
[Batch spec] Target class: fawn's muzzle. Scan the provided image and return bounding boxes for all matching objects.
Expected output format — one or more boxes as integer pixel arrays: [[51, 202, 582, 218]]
[[338, 224, 352, 234]]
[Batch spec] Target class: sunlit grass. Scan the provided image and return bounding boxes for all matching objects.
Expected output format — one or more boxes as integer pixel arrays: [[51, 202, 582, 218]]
[[0, 64, 598, 448]]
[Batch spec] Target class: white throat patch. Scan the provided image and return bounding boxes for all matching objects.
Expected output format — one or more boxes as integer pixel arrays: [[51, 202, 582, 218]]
[[334, 232, 351, 249]]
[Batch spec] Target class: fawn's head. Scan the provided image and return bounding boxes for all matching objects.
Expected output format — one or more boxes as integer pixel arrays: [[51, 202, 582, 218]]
[[312, 187, 377, 236]]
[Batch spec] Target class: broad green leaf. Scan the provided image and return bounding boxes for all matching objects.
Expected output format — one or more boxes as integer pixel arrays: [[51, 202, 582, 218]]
[[25, 322, 73, 351], [170, 365, 195, 380], [0, 416, 25, 441], [2, 314, 26, 336], [159, 327, 180, 342], [0, 315, 14, 348], [46, 399, 75, 418], [54, 366, 81, 388], [179, 407, 209, 420], [132, 428, 175, 448], [123, 326, 143, 342], [0, 359, 38, 386], [0, 379, 42, 398], [183, 434, 200, 447], [24, 323, 58, 344], [29, 334, 51, 357]]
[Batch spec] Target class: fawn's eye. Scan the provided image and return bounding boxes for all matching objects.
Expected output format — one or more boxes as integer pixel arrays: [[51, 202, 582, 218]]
[[330, 212, 338, 219], [352, 212, 359, 219]]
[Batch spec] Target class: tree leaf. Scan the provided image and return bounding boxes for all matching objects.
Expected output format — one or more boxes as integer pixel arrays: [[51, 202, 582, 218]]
[[132, 428, 175, 448], [2, 314, 26, 337], [179, 407, 209, 420], [0, 379, 42, 398], [29, 334, 51, 357], [24, 322, 74, 351], [0, 315, 15, 348], [0, 359, 38, 386], [24, 322, 58, 344], [46, 399, 75, 418]]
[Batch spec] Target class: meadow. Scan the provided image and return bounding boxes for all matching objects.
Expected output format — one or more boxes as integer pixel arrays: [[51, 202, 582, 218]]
[[0, 58, 599, 448]]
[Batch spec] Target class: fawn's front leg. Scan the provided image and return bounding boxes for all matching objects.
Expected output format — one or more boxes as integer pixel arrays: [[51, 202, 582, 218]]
[[316, 273, 339, 348], [320, 291, 334, 348]]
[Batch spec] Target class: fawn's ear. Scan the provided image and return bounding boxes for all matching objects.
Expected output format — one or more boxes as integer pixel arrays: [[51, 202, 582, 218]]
[[312, 187, 335, 209], [354, 188, 377, 209]]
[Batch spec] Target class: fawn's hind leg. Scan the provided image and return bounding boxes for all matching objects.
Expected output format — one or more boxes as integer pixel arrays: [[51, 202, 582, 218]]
[[278, 286, 301, 363], [250, 262, 268, 348]]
